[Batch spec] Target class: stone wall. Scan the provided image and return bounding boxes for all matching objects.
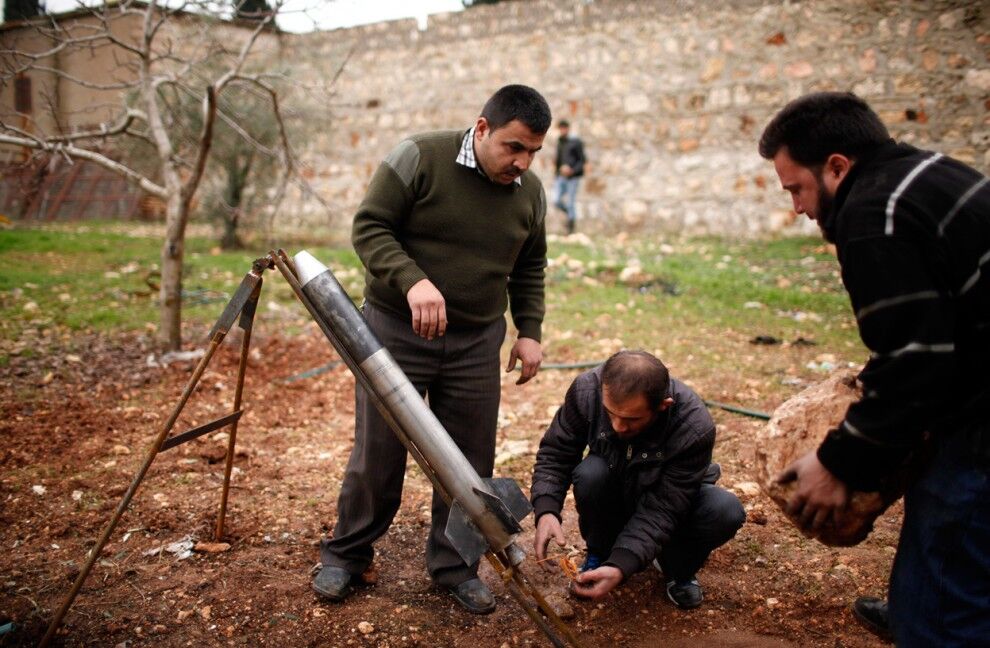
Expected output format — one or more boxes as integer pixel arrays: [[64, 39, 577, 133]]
[[282, 0, 988, 237]]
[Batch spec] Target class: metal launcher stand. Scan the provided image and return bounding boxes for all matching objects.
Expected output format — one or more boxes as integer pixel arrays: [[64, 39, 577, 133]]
[[40, 251, 584, 648]]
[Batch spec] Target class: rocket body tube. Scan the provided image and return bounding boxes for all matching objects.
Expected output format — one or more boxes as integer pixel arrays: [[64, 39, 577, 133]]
[[293, 251, 527, 561]]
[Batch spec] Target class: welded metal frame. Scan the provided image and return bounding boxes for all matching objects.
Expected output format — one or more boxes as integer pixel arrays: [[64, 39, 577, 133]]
[[41, 251, 584, 648]]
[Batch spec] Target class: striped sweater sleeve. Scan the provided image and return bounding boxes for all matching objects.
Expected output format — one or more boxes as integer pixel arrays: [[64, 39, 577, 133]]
[[817, 234, 956, 491]]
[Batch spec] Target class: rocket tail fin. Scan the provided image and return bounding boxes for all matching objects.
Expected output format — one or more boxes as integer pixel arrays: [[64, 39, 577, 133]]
[[445, 501, 488, 566], [481, 477, 532, 524]]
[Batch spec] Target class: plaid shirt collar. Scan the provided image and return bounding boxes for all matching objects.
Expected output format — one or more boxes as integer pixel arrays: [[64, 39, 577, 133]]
[[455, 126, 522, 186]]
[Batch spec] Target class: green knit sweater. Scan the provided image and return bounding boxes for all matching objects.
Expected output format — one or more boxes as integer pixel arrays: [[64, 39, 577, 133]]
[[351, 129, 547, 341]]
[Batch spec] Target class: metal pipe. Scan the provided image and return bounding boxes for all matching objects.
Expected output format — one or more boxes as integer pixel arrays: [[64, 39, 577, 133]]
[[215, 280, 261, 540], [291, 250, 526, 560]]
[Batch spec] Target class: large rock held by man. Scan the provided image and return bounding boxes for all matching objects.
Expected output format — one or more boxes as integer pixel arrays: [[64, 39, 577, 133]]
[[757, 370, 895, 546]]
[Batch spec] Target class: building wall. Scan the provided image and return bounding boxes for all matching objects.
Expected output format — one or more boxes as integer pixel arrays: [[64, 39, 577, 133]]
[[284, 0, 989, 236], [0, 9, 283, 164]]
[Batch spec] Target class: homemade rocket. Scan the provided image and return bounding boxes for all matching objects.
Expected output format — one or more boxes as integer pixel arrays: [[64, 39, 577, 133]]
[[293, 251, 532, 566]]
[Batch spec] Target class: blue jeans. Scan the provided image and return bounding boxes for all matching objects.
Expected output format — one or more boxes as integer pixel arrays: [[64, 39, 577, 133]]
[[552, 175, 580, 231], [888, 422, 990, 646]]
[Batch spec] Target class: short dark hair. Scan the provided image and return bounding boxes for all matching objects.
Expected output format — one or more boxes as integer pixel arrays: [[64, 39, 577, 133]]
[[602, 350, 670, 410], [481, 84, 552, 134], [758, 92, 890, 166], [558, 119, 570, 128]]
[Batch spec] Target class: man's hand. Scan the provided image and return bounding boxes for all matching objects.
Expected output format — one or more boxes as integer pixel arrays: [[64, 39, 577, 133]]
[[506, 337, 542, 385], [775, 450, 850, 533], [406, 279, 446, 340], [560, 164, 573, 178], [533, 514, 565, 570], [571, 566, 622, 600]]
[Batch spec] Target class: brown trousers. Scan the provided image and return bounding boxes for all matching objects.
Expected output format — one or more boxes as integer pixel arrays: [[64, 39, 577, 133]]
[[320, 302, 506, 587]]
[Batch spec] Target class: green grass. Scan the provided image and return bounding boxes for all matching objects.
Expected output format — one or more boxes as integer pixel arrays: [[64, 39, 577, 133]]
[[0, 224, 364, 341], [0, 224, 861, 369], [543, 236, 857, 362]]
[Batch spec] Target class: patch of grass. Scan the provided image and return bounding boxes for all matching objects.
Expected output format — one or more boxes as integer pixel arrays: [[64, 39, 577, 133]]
[[0, 224, 862, 390], [0, 225, 365, 341]]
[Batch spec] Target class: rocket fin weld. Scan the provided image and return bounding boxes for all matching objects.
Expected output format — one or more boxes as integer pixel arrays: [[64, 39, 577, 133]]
[[482, 477, 533, 523], [474, 486, 524, 535], [444, 500, 488, 566]]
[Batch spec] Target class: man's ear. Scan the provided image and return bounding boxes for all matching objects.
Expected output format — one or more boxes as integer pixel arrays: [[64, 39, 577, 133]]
[[825, 153, 853, 184], [658, 397, 674, 412], [474, 116, 489, 140]]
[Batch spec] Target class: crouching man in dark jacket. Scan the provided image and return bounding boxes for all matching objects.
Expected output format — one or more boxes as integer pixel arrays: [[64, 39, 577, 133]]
[[531, 350, 744, 609]]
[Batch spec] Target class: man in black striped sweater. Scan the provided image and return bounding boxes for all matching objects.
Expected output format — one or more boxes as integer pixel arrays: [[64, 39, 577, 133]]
[[759, 92, 990, 646]]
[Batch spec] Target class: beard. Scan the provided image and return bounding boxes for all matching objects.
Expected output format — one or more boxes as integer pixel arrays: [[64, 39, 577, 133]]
[[814, 171, 837, 243]]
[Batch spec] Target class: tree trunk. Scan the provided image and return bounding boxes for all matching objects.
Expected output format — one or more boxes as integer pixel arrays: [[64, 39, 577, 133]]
[[159, 191, 186, 350]]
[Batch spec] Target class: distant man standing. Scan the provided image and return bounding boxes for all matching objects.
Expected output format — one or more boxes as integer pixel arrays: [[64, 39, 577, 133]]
[[553, 119, 586, 234], [531, 351, 744, 609], [760, 92, 990, 646], [313, 85, 551, 615]]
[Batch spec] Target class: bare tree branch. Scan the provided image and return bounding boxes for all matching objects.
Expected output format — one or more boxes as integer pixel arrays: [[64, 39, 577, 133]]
[[0, 133, 167, 198]]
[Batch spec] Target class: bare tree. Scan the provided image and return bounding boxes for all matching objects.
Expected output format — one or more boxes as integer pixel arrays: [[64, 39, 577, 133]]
[[0, 0, 299, 350]]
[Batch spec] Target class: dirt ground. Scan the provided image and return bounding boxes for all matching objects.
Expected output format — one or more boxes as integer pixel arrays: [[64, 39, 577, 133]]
[[1, 329, 896, 647]]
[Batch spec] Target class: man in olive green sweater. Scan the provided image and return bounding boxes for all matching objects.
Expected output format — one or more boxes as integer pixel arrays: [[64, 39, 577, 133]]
[[313, 85, 551, 614]]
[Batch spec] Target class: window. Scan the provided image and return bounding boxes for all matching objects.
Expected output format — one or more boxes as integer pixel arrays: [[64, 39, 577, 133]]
[[14, 75, 32, 113]]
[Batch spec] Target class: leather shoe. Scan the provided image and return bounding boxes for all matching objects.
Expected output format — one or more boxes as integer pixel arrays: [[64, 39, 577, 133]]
[[852, 597, 893, 643], [312, 565, 354, 602], [447, 578, 495, 614]]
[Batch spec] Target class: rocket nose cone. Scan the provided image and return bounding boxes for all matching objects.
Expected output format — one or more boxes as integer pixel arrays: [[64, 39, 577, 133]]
[[293, 250, 329, 288]]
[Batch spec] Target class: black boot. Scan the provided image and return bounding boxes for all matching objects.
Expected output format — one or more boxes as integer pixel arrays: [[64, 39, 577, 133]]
[[852, 597, 893, 643]]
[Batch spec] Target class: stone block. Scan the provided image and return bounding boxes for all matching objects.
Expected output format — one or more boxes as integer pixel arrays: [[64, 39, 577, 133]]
[[700, 57, 725, 83], [623, 93, 650, 114], [965, 69, 990, 92], [853, 78, 885, 97], [621, 199, 648, 227], [785, 61, 814, 78], [756, 370, 897, 547], [858, 48, 877, 73]]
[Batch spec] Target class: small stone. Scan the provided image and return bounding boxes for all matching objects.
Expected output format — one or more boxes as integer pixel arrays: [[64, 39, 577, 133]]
[[23, 301, 38, 313], [111, 445, 131, 455], [198, 606, 211, 620], [32, 485, 46, 496], [733, 481, 761, 497], [357, 621, 374, 635], [177, 610, 193, 622], [193, 542, 231, 554], [545, 593, 575, 620]]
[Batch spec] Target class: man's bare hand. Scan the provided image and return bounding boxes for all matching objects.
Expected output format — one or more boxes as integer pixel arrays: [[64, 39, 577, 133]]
[[533, 514, 565, 570], [776, 450, 850, 533], [560, 164, 573, 178], [571, 566, 622, 600], [506, 337, 542, 385], [406, 279, 446, 340]]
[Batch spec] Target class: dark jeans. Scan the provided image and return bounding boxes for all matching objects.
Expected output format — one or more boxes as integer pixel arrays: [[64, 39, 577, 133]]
[[888, 422, 990, 646], [320, 303, 506, 588], [572, 454, 744, 582]]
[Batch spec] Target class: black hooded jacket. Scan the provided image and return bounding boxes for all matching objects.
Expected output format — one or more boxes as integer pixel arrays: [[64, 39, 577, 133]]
[[530, 366, 718, 577]]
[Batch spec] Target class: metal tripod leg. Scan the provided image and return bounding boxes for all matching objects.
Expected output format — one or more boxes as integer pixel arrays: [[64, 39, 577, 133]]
[[215, 278, 262, 540], [39, 261, 270, 648]]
